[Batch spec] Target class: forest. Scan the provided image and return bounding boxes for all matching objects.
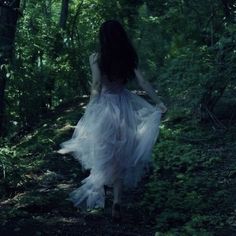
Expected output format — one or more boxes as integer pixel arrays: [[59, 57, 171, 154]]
[[0, 0, 236, 235]]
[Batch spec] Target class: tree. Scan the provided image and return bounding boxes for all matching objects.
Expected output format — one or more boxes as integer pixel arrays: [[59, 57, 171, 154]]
[[59, 0, 70, 29], [0, 0, 21, 136]]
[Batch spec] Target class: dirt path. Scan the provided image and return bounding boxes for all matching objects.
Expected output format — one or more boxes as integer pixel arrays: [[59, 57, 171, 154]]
[[0, 141, 157, 236]]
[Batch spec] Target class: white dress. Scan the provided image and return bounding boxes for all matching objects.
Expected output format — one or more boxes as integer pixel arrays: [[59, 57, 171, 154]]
[[59, 59, 162, 210]]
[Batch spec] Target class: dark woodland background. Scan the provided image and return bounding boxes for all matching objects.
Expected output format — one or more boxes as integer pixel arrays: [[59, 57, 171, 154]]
[[0, 0, 236, 235]]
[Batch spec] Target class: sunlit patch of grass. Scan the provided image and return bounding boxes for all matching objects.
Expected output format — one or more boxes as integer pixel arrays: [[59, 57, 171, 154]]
[[56, 124, 75, 133]]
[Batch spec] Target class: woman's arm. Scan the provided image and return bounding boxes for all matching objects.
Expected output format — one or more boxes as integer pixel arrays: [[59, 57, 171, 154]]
[[89, 53, 102, 99], [134, 67, 167, 113]]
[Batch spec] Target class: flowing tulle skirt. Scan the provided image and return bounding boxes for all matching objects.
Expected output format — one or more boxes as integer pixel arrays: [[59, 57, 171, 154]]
[[59, 88, 162, 210]]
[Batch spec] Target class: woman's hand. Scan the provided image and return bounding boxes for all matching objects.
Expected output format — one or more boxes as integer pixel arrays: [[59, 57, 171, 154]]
[[157, 102, 167, 113]]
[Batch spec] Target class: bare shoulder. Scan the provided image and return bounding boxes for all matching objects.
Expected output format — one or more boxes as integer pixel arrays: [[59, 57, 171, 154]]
[[89, 52, 99, 64]]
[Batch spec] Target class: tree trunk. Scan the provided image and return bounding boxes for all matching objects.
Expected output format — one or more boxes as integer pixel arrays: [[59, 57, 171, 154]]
[[59, 0, 69, 29], [0, 62, 6, 136], [199, 49, 230, 121], [0, 0, 21, 136]]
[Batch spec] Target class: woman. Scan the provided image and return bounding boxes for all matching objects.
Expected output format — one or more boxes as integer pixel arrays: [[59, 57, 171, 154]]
[[58, 20, 167, 221]]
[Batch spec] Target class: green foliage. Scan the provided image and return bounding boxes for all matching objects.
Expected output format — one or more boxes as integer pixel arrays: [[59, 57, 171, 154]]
[[0, 143, 42, 196], [0, 97, 83, 196], [0, 0, 235, 234], [141, 122, 236, 235], [1, 0, 235, 135]]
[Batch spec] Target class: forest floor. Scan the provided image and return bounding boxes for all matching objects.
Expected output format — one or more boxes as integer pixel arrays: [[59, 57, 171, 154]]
[[0, 96, 236, 236], [0, 96, 157, 236]]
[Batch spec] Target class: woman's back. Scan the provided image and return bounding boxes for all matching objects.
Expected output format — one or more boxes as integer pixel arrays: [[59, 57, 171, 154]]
[[101, 74, 126, 94], [90, 52, 127, 95]]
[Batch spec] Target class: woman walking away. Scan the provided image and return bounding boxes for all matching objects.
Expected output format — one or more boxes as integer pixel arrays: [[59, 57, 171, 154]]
[[57, 19, 167, 222]]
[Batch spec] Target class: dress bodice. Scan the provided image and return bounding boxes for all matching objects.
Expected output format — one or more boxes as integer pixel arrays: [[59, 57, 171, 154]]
[[101, 75, 126, 94]]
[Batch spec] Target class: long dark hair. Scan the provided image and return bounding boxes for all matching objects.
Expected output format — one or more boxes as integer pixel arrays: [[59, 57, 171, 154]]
[[98, 20, 138, 83]]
